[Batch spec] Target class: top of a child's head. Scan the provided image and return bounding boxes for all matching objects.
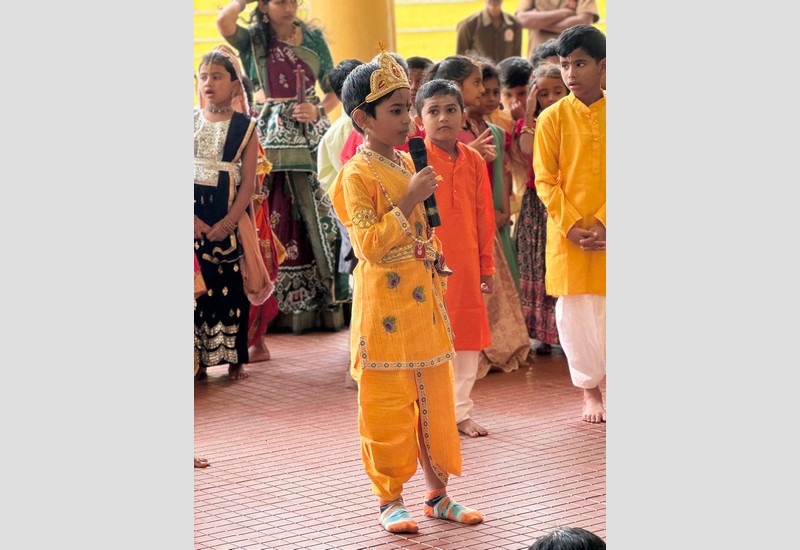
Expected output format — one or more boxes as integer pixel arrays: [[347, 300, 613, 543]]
[[556, 24, 606, 62], [497, 56, 533, 89], [330, 58, 365, 101], [342, 48, 410, 135], [424, 55, 480, 86], [531, 38, 560, 68], [527, 526, 606, 550], [198, 47, 240, 82], [415, 78, 464, 118], [532, 62, 562, 83], [406, 56, 433, 71]]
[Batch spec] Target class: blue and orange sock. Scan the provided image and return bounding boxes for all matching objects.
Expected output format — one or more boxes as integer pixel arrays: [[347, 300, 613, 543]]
[[423, 488, 484, 525], [378, 497, 419, 533]]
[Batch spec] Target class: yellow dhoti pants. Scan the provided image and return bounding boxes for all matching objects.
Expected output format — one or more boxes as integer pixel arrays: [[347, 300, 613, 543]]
[[356, 361, 463, 502]]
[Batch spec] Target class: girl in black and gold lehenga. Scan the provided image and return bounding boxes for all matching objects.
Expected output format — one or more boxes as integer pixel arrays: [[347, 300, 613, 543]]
[[194, 46, 259, 380], [217, 0, 349, 335]]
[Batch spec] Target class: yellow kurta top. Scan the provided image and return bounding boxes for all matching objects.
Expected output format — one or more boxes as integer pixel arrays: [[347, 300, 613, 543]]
[[533, 93, 606, 297], [330, 149, 455, 370]]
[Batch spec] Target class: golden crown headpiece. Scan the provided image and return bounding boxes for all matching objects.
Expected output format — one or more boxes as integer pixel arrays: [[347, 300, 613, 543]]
[[365, 41, 410, 103]]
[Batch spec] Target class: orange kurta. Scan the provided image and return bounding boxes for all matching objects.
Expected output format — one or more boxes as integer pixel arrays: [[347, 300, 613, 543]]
[[427, 139, 496, 351]]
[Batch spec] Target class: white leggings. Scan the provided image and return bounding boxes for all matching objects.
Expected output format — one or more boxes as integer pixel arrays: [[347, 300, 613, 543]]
[[452, 350, 480, 423], [555, 294, 606, 389]]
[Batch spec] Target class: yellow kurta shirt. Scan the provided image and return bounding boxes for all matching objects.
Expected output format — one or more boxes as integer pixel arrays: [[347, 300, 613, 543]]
[[533, 93, 606, 297], [330, 149, 455, 371]]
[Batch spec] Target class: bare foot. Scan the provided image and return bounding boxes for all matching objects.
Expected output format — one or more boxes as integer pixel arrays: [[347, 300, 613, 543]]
[[457, 418, 488, 438], [247, 337, 271, 363], [228, 363, 249, 380], [194, 457, 209, 468], [582, 386, 606, 423]]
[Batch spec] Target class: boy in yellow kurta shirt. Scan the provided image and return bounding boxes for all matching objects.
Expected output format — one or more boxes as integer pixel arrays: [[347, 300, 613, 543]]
[[330, 46, 485, 534], [533, 24, 606, 423]]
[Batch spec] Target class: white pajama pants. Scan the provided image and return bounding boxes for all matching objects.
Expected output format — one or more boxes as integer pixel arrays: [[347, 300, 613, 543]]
[[555, 294, 606, 389], [452, 350, 479, 423]]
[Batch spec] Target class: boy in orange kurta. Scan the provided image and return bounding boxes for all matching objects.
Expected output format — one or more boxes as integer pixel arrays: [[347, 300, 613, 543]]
[[413, 79, 496, 438], [330, 48, 484, 535]]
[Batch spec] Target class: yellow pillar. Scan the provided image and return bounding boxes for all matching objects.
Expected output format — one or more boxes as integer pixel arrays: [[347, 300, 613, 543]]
[[306, 0, 396, 120], [307, 0, 395, 62]]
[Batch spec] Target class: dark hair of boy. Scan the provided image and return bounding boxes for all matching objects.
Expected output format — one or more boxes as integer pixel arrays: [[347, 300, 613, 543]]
[[406, 56, 433, 71], [556, 25, 606, 62], [329, 59, 364, 101], [527, 526, 606, 550], [530, 37, 559, 68], [341, 62, 400, 135], [414, 78, 464, 117], [497, 56, 533, 89]]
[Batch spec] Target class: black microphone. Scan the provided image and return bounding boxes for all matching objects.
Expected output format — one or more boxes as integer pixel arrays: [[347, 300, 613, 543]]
[[407, 137, 441, 227]]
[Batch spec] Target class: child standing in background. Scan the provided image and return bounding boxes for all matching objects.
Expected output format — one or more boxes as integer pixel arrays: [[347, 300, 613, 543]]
[[533, 25, 606, 423], [194, 46, 259, 381], [497, 56, 534, 226], [465, 62, 533, 378], [425, 55, 496, 164], [330, 47, 485, 534], [406, 55, 434, 118], [515, 62, 568, 354], [414, 78, 496, 438]]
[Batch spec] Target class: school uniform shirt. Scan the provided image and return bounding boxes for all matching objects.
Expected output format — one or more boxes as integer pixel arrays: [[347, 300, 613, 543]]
[[427, 138, 496, 351], [533, 92, 606, 297], [516, 0, 600, 57], [455, 8, 522, 63]]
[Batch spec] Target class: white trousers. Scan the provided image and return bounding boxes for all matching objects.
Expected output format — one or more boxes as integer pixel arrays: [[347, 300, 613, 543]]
[[452, 350, 479, 423], [555, 294, 606, 389]]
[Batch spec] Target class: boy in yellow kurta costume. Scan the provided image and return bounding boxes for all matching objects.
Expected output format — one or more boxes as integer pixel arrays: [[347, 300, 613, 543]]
[[329, 46, 485, 535], [533, 25, 606, 423]]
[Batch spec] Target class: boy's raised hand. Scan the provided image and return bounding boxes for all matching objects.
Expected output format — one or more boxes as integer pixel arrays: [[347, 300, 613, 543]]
[[407, 166, 440, 205], [467, 128, 496, 162]]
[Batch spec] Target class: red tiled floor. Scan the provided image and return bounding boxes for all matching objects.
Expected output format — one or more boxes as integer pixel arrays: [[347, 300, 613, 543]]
[[195, 330, 605, 549]]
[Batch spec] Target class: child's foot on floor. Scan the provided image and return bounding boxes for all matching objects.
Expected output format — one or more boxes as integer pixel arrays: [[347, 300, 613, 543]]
[[457, 418, 488, 438], [582, 386, 606, 423], [378, 498, 418, 533], [423, 489, 484, 525], [228, 363, 249, 380], [247, 338, 271, 363], [194, 457, 209, 468]]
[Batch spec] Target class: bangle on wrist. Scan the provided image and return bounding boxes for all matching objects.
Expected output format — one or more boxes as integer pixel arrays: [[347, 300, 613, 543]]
[[520, 126, 535, 136]]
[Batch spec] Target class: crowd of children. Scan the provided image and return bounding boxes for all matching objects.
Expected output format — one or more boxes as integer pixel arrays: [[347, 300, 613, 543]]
[[195, 2, 606, 537]]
